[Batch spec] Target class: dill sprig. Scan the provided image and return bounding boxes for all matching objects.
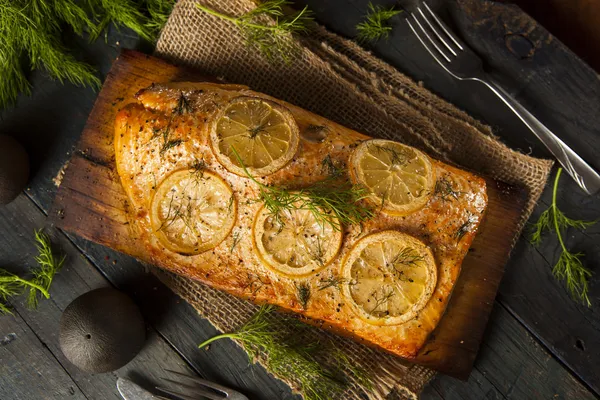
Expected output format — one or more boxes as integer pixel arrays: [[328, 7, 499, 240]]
[[0, 230, 64, 314], [230, 230, 244, 253], [232, 148, 373, 231], [389, 247, 424, 270], [530, 168, 596, 306], [356, 2, 402, 43], [0, 0, 175, 109], [196, 1, 314, 63], [369, 144, 408, 167], [434, 177, 461, 201], [296, 282, 311, 309], [160, 139, 184, 154], [321, 155, 344, 178], [197, 305, 372, 400], [369, 289, 395, 315], [317, 276, 350, 291], [27, 231, 66, 309], [455, 212, 475, 242]]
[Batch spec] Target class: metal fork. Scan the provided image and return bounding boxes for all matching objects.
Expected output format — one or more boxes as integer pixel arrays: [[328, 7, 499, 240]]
[[407, 2, 600, 195], [156, 369, 249, 400]]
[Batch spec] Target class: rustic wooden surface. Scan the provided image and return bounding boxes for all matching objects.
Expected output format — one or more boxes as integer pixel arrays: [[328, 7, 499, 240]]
[[501, 0, 600, 72], [49, 48, 526, 379], [1, 0, 599, 399]]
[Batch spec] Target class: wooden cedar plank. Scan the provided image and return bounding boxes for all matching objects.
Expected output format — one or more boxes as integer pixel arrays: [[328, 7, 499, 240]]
[[0, 194, 202, 400], [414, 181, 525, 375], [0, 311, 86, 400], [49, 48, 527, 379], [426, 302, 597, 400]]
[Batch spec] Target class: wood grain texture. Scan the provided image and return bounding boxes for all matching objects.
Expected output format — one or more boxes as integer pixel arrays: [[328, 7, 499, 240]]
[[425, 302, 597, 400], [0, 311, 86, 400], [499, 0, 600, 72], [0, 194, 202, 400], [50, 49, 527, 379]]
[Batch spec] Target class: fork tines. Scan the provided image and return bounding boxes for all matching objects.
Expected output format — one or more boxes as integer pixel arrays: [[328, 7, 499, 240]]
[[407, 2, 463, 63], [156, 369, 229, 400]]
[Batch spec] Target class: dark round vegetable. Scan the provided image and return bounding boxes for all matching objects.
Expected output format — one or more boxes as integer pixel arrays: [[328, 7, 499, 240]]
[[59, 288, 146, 373], [0, 135, 29, 205]]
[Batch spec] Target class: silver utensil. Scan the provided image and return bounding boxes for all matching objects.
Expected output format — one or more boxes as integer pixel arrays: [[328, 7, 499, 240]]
[[156, 369, 249, 400], [407, 2, 600, 195], [117, 377, 166, 400]]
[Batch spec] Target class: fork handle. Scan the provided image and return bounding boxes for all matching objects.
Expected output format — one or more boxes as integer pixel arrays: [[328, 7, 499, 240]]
[[478, 77, 600, 195]]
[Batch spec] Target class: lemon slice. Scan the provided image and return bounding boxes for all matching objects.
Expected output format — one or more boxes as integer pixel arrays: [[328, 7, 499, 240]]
[[341, 230, 436, 325], [150, 169, 236, 255], [350, 139, 434, 216], [252, 202, 343, 277], [210, 96, 300, 177]]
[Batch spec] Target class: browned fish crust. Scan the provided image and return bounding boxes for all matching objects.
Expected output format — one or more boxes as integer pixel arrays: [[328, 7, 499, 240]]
[[115, 82, 487, 359]]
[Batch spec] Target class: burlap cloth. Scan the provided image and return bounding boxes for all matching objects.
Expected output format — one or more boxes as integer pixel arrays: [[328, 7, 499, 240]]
[[151, 0, 553, 398]]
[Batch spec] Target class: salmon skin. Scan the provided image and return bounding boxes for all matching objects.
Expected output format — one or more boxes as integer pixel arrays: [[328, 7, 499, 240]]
[[115, 82, 487, 359]]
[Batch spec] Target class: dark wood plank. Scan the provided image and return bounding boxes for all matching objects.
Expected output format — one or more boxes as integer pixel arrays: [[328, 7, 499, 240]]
[[0, 194, 206, 399], [58, 232, 297, 400], [425, 302, 597, 400], [0, 311, 87, 400], [451, 1, 600, 394], [298, 0, 600, 394], [501, 0, 600, 72]]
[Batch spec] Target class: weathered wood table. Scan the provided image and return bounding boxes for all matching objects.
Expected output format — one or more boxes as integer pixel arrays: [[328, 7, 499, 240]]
[[1, 1, 599, 399]]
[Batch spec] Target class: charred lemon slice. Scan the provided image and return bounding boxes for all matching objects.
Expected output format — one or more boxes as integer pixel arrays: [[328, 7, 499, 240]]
[[350, 139, 434, 216], [253, 202, 343, 277], [210, 96, 300, 177], [342, 230, 436, 325], [150, 169, 236, 255]]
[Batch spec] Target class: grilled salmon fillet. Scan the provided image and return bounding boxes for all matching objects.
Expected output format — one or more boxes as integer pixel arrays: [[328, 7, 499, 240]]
[[114, 82, 487, 359]]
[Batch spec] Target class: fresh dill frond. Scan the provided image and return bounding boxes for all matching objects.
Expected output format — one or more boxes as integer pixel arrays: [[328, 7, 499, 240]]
[[89, 0, 154, 42], [369, 144, 408, 167], [370, 289, 395, 315], [190, 158, 206, 173], [244, 273, 266, 295], [230, 230, 244, 253], [145, 0, 177, 37], [455, 212, 475, 242], [296, 282, 311, 309], [530, 168, 596, 306], [0, 270, 25, 315], [227, 194, 235, 214], [321, 155, 344, 178], [0, 230, 64, 314], [175, 92, 193, 115], [196, 1, 314, 63], [434, 177, 461, 201], [27, 231, 65, 309], [232, 148, 373, 231], [317, 276, 350, 291], [197, 305, 371, 399], [309, 236, 325, 267], [160, 139, 184, 154], [356, 2, 402, 43], [0, 0, 174, 109], [389, 247, 424, 269]]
